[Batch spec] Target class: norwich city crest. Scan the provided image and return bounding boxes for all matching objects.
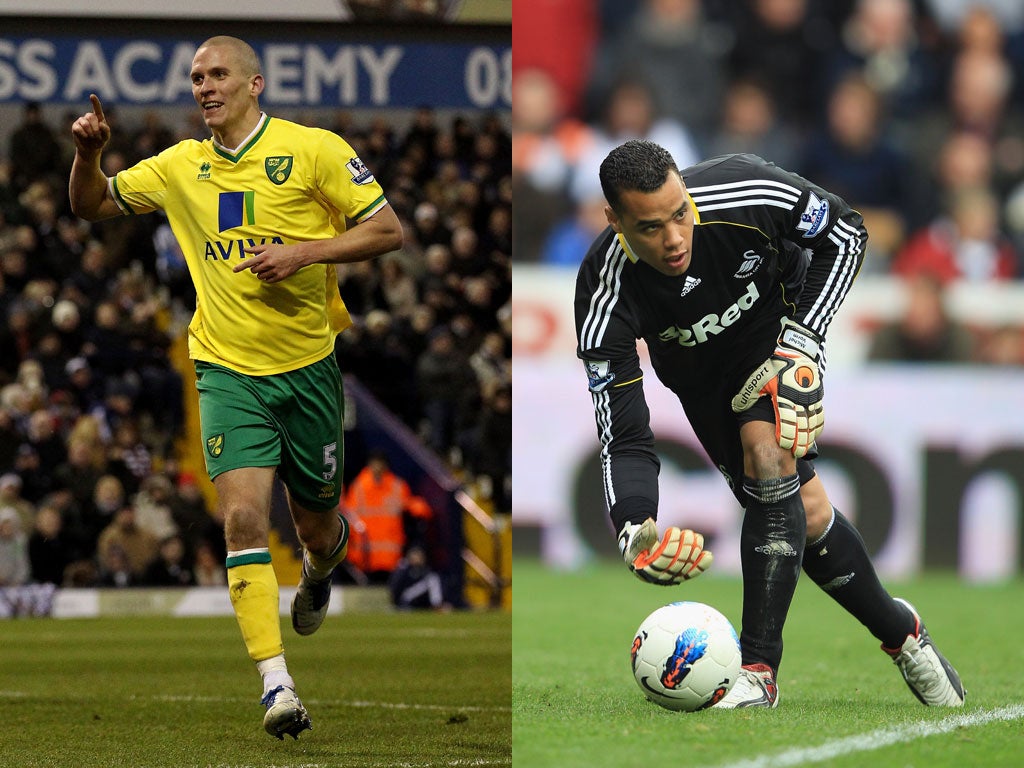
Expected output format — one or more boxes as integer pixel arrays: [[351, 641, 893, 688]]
[[206, 433, 224, 458], [265, 156, 293, 185]]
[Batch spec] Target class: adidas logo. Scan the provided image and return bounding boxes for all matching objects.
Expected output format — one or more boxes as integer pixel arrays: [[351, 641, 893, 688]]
[[754, 540, 799, 557], [679, 275, 702, 297], [821, 572, 856, 592]]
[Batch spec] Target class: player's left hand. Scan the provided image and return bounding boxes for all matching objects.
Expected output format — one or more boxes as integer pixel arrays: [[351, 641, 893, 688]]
[[234, 243, 308, 283], [731, 318, 824, 458], [618, 518, 713, 586]]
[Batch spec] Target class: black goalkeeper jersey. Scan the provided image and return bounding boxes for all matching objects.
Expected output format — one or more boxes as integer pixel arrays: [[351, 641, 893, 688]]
[[574, 153, 866, 529]]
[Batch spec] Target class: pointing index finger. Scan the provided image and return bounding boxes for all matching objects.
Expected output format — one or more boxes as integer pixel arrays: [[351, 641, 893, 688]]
[[90, 94, 106, 122]]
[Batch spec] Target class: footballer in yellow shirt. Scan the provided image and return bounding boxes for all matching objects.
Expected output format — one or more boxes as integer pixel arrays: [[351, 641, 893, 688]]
[[70, 35, 404, 740], [110, 113, 385, 375]]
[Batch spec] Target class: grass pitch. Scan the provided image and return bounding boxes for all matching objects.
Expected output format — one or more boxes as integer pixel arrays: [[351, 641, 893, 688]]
[[0, 609, 510, 768], [513, 558, 1024, 768]]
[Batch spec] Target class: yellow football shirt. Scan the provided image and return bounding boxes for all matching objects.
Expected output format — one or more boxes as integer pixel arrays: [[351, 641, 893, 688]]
[[110, 114, 388, 375]]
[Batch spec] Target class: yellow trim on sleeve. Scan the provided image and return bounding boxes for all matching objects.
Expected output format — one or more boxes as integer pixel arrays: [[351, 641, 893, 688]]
[[613, 375, 643, 388]]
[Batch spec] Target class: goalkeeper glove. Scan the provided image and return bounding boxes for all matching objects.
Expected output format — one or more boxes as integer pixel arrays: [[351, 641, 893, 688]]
[[617, 518, 713, 586], [731, 317, 824, 458]]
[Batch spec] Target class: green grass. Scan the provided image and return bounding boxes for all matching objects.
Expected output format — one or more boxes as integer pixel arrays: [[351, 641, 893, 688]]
[[0, 610, 510, 768], [513, 558, 1024, 768]]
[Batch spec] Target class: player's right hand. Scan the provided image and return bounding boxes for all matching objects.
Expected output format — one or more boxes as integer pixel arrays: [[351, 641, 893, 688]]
[[617, 518, 712, 586], [71, 94, 111, 156]]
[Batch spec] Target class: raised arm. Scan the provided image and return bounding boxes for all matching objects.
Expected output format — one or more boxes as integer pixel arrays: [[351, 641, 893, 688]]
[[69, 94, 122, 221]]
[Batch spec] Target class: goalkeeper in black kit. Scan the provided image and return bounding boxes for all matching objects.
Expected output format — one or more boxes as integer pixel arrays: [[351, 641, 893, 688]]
[[574, 140, 965, 709]]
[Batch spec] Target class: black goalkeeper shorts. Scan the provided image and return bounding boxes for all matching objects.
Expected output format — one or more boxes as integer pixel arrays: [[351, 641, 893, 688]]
[[678, 390, 817, 508]]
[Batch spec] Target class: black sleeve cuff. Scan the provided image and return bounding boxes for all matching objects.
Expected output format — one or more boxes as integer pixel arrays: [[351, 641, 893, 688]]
[[609, 496, 659, 536]]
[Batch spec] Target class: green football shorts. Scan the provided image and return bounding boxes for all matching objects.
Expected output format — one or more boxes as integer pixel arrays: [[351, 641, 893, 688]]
[[194, 356, 345, 512]]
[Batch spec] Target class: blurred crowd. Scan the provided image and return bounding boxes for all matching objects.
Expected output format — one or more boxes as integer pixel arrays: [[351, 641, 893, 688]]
[[0, 101, 511, 590], [514, 0, 1024, 364]]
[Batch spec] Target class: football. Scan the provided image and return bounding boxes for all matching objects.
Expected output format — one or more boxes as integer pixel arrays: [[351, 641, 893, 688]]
[[630, 601, 742, 711]]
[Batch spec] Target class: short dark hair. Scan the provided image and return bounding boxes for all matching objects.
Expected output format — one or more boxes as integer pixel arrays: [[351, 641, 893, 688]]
[[599, 140, 679, 213]]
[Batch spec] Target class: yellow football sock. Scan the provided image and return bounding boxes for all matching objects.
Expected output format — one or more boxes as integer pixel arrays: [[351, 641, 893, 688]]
[[226, 550, 283, 662]]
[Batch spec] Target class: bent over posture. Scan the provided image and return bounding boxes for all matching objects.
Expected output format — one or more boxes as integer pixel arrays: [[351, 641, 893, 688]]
[[574, 140, 964, 709], [70, 36, 403, 737]]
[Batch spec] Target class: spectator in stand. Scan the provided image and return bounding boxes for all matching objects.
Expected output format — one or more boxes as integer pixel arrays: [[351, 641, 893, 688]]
[[167, 471, 214, 553], [133, 473, 179, 542], [0, 303, 36, 383], [908, 131, 993, 230], [106, 418, 152, 496], [62, 239, 111, 319], [336, 259, 384, 318], [51, 433, 104, 516], [21, 181, 79, 280], [344, 450, 432, 583], [891, 186, 1020, 282], [82, 474, 126, 556], [583, 0, 730, 146], [976, 325, 1024, 366], [910, 47, 1024, 203], [17, 360, 48, 416], [50, 299, 84, 367], [540, 195, 610, 267], [81, 300, 134, 382], [726, 0, 835, 132], [921, 0, 1024, 102], [98, 544, 135, 587], [352, 309, 417, 426], [418, 244, 461, 317], [401, 106, 441, 161], [8, 102, 64, 195], [468, 330, 511, 401], [867, 273, 974, 363], [480, 204, 512, 263], [0, 472, 35, 533], [0, 507, 30, 586], [142, 534, 195, 587], [953, 4, 1005, 56], [800, 72, 914, 266], [823, 0, 944, 127], [389, 546, 446, 611], [468, 385, 512, 516], [571, 76, 700, 206], [707, 77, 799, 172], [27, 501, 77, 585], [0, 410, 18, 471], [152, 212, 192, 313], [0, 160, 25, 224], [13, 442, 54, 504], [378, 256, 419, 320], [25, 407, 65, 471], [130, 110, 174, 161], [61, 356, 105, 416], [415, 325, 477, 458], [512, 0, 596, 118], [96, 504, 159, 583], [193, 540, 226, 586], [511, 67, 591, 263]]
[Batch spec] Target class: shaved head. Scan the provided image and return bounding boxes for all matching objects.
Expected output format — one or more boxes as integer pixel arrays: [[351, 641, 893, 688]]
[[196, 36, 261, 77]]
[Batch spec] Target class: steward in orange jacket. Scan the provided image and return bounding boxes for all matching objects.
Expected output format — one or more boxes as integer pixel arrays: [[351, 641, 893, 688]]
[[344, 452, 431, 576]]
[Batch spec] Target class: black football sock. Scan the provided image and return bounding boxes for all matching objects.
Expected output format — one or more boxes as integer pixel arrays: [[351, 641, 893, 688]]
[[739, 474, 806, 673], [802, 508, 915, 649]]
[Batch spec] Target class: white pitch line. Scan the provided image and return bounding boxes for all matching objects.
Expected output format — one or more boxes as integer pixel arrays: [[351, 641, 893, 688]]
[[716, 704, 1024, 768], [0, 689, 509, 713], [143, 694, 510, 712]]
